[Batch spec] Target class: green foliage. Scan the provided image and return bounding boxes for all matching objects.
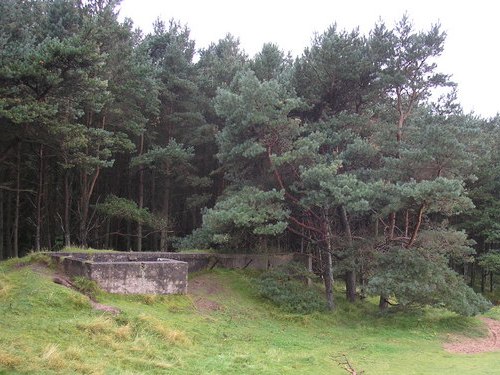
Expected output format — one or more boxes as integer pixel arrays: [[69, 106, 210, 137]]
[[399, 178, 473, 215], [250, 43, 291, 82], [190, 187, 289, 248], [300, 163, 373, 213], [367, 244, 491, 316], [96, 195, 167, 230], [214, 70, 304, 179], [130, 140, 194, 170], [478, 251, 500, 273], [256, 263, 326, 313]]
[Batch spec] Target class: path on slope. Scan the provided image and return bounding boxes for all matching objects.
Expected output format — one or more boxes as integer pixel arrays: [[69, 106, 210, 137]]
[[444, 318, 500, 354]]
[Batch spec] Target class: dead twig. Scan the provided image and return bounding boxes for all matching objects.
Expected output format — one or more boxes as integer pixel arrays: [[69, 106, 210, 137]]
[[333, 354, 364, 375]]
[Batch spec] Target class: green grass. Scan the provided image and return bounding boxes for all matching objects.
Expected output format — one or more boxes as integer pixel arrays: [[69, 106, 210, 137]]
[[54, 246, 119, 254], [0, 254, 499, 374]]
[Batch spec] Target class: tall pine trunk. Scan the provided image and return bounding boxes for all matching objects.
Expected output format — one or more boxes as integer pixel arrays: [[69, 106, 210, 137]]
[[79, 169, 99, 247], [0, 187, 3, 260], [324, 219, 335, 310], [137, 134, 144, 252], [35, 144, 44, 251], [339, 205, 356, 302], [160, 160, 170, 251], [160, 182, 170, 251], [6, 190, 12, 258], [64, 170, 71, 247], [324, 250, 335, 310], [12, 143, 21, 257]]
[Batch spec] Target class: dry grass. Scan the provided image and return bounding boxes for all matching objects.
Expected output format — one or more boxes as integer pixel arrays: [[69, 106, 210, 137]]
[[114, 324, 133, 341], [138, 314, 191, 346], [0, 350, 22, 368], [63, 346, 83, 361], [77, 316, 115, 335], [41, 344, 66, 371]]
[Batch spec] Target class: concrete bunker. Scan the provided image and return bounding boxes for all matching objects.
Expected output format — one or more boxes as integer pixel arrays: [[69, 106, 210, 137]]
[[50, 252, 310, 295]]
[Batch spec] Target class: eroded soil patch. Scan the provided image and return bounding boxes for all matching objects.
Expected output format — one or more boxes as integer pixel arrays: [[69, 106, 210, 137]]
[[444, 318, 500, 354], [189, 273, 226, 312]]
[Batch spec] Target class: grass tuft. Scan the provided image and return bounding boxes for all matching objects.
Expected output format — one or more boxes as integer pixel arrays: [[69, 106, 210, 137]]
[[77, 316, 114, 335], [0, 351, 22, 368], [64, 346, 83, 361], [114, 324, 133, 341], [41, 344, 66, 371], [137, 314, 191, 346]]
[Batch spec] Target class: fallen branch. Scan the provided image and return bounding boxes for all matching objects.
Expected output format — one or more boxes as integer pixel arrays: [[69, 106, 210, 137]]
[[333, 354, 364, 375]]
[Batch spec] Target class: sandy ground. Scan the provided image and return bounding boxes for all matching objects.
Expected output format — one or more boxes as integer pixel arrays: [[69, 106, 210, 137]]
[[444, 318, 500, 354]]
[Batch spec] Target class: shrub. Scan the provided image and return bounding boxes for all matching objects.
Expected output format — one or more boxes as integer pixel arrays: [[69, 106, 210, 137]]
[[256, 262, 326, 314]]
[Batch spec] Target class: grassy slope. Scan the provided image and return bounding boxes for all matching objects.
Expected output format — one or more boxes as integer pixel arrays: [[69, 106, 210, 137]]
[[0, 255, 499, 375]]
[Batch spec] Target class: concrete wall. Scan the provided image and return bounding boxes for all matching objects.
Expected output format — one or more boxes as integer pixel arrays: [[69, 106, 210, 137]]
[[89, 260, 187, 294]]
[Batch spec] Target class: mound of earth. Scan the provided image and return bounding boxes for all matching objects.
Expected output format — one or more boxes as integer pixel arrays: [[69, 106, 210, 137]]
[[444, 318, 500, 354], [27, 263, 122, 315]]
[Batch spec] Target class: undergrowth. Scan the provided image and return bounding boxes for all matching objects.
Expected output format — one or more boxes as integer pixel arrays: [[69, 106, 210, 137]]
[[256, 262, 326, 314]]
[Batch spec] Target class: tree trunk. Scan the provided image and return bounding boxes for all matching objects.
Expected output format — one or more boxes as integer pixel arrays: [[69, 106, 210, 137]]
[[388, 212, 396, 240], [137, 134, 144, 252], [406, 204, 425, 248], [404, 209, 409, 237], [339, 206, 356, 303], [0, 187, 3, 260], [324, 219, 335, 310], [150, 170, 157, 251], [64, 170, 71, 247], [12, 143, 21, 257], [345, 271, 356, 302], [44, 158, 52, 249], [79, 174, 89, 248], [5, 191, 12, 258], [379, 295, 389, 311], [105, 219, 110, 249], [160, 172, 170, 251], [324, 250, 335, 310], [79, 169, 99, 248], [481, 269, 485, 293], [469, 263, 475, 287], [126, 220, 131, 251], [490, 272, 494, 293], [35, 144, 44, 251]]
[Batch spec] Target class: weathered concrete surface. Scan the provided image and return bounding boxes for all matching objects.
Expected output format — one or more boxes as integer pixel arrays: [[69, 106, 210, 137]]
[[89, 260, 187, 294], [50, 252, 311, 295], [51, 254, 188, 294]]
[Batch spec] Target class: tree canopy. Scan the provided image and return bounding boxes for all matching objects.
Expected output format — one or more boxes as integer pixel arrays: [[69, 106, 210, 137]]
[[0, 0, 498, 315]]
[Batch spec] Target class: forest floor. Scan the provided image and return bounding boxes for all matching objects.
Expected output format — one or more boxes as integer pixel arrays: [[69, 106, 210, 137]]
[[1, 253, 499, 374]]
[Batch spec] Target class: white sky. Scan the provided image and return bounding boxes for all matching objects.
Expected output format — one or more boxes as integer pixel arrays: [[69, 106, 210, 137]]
[[118, 0, 500, 118]]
